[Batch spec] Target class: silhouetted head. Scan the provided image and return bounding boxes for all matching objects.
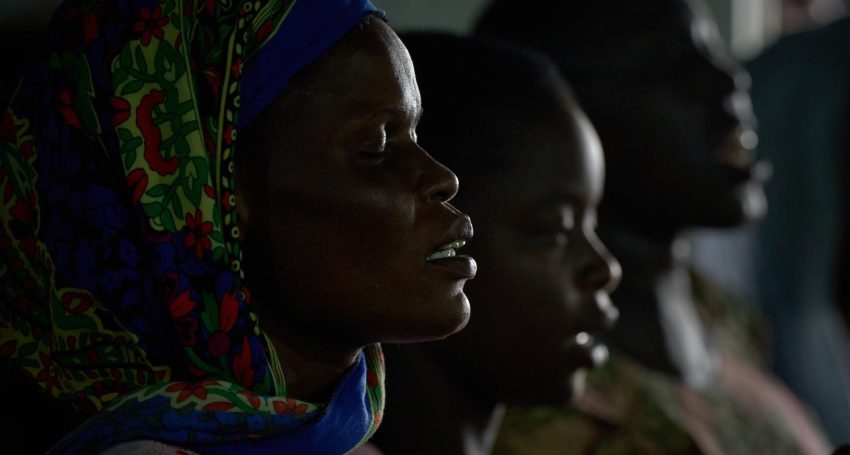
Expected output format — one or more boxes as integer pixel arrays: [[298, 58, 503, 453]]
[[403, 32, 621, 405], [477, 0, 768, 236]]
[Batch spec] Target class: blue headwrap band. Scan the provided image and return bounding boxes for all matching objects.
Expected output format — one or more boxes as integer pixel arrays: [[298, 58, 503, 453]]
[[239, 0, 384, 128]]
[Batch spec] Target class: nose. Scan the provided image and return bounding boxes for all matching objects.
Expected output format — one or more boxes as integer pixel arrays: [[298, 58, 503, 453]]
[[705, 56, 755, 125], [575, 235, 621, 294], [573, 235, 622, 331], [703, 44, 747, 94], [417, 145, 459, 203]]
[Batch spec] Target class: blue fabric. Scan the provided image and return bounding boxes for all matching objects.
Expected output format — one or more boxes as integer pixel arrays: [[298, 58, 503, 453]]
[[48, 353, 372, 455], [201, 352, 373, 455], [239, 0, 384, 128]]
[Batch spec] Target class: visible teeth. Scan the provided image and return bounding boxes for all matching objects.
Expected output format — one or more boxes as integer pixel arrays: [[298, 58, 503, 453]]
[[426, 248, 456, 261], [426, 239, 466, 261], [438, 239, 466, 250]]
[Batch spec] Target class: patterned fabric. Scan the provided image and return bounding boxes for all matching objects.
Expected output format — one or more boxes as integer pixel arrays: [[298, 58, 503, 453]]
[[493, 275, 829, 455], [0, 0, 384, 453], [494, 358, 700, 455], [495, 353, 826, 455]]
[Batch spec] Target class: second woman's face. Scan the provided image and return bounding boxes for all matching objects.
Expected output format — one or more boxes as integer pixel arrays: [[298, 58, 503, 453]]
[[240, 20, 475, 348], [434, 101, 621, 406]]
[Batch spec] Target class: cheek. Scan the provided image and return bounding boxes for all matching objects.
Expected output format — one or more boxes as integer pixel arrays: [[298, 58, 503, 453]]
[[259, 176, 433, 339], [274, 186, 419, 282], [471, 243, 577, 336]]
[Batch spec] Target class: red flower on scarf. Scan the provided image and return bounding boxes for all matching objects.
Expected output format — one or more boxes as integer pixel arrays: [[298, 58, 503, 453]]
[[137, 89, 179, 175], [203, 401, 235, 411], [133, 6, 169, 46], [223, 123, 235, 145], [256, 20, 274, 44], [111, 96, 131, 127], [57, 89, 81, 129], [222, 190, 234, 212], [239, 389, 261, 409], [220, 291, 239, 333], [233, 336, 255, 387], [169, 290, 196, 319], [165, 380, 219, 403], [273, 398, 309, 416], [61, 291, 94, 315], [185, 210, 213, 258], [126, 168, 149, 204]]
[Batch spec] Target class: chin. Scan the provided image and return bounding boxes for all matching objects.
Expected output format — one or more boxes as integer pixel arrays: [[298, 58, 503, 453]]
[[737, 181, 768, 223], [723, 183, 768, 227], [567, 369, 587, 402], [688, 182, 767, 228], [384, 292, 471, 343]]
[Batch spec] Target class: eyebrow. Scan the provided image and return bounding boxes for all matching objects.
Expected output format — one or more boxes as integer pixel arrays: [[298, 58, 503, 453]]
[[351, 104, 423, 129]]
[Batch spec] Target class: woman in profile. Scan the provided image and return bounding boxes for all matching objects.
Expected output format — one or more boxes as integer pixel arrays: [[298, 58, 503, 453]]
[[370, 33, 621, 455], [0, 1, 475, 453]]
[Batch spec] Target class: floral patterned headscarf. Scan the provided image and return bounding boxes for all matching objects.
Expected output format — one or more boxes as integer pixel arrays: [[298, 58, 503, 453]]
[[0, 0, 384, 453]]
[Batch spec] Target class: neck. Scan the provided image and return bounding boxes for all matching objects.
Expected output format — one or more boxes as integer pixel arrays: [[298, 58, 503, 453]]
[[264, 320, 362, 402], [373, 345, 505, 455], [600, 223, 719, 388]]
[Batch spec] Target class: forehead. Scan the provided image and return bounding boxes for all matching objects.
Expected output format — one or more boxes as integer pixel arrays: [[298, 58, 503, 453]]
[[562, 0, 729, 86], [302, 19, 420, 116], [486, 108, 604, 207], [576, 0, 698, 64]]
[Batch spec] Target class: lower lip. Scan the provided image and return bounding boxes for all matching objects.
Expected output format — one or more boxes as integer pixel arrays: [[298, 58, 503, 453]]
[[425, 255, 477, 279], [563, 334, 609, 370]]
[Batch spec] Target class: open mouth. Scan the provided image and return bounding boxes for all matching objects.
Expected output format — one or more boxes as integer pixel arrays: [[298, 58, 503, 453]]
[[424, 238, 476, 279], [717, 127, 758, 169], [563, 332, 609, 370], [426, 239, 467, 262]]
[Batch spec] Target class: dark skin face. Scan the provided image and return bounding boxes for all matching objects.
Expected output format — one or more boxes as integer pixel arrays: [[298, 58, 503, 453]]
[[556, 0, 767, 377], [433, 97, 621, 406], [574, 0, 767, 235], [237, 20, 475, 392]]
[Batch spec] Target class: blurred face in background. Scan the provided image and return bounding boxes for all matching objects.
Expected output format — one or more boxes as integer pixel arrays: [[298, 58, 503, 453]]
[[569, 0, 768, 233]]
